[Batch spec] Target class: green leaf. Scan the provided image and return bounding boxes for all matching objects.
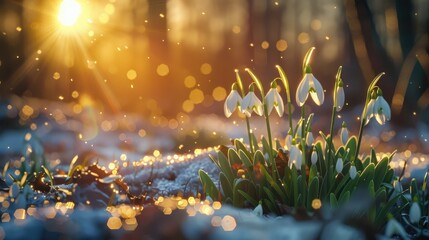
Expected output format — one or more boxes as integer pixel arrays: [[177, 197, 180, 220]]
[[384, 169, 394, 183], [410, 178, 418, 201], [370, 148, 377, 164], [254, 150, 266, 165], [297, 175, 304, 207], [338, 191, 350, 205], [238, 150, 253, 171], [309, 165, 318, 182], [199, 170, 219, 201], [345, 136, 357, 162], [330, 193, 338, 208], [218, 151, 234, 183], [355, 159, 363, 172], [237, 189, 258, 207], [362, 157, 370, 169], [339, 176, 358, 199], [220, 172, 233, 199], [291, 164, 299, 207], [307, 177, 319, 210], [314, 142, 326, 175], [250, 133, 259, 152], [374, 192, 407, 229], [374, 157, 388, 189], [263, 186, 278, 212], [208, 154, 221, 169], [375, 186, 387, 203], [335, 146, 346, 160], [358, 163, 375, 187], [368, 180, 376, 222], [228, 148, 242, 167], [235, 139, 252, 160], [261, 136, 271, 160], [334, 165, 352, 195], [263, 199, 277, 214], [261, 165, 287, 202], [233, 178, 255, 208]]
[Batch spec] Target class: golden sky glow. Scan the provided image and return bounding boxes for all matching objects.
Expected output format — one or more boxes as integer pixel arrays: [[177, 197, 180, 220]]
[[58, 0, 82, 27]]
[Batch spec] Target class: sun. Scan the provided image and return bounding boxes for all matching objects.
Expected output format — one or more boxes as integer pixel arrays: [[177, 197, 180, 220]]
[[58, 0, 82, 27]]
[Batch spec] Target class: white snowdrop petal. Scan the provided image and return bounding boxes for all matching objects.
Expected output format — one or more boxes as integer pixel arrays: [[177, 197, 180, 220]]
[[274, 91, 284, 116], [340, 127, 348, 145], [311, 151, 318, 165], [265, 89, 275, 115], [296, 75, 310, 106], [336, 158, 343, 173], [409, 202, 421, 224], [306, 132, 314, 146], [349, 165, 357, 179], [310, 75, 325, 106], [336, 87, 345, 111]]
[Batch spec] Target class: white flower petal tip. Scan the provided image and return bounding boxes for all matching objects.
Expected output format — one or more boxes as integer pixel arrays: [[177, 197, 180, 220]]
[[224, 90, 242, 118], [296, 73, 324, 106], [336, 158, 343, 173]]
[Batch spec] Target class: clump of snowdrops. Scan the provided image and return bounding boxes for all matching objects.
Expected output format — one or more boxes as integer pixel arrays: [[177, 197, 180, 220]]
[[199, 47, 410, 230]]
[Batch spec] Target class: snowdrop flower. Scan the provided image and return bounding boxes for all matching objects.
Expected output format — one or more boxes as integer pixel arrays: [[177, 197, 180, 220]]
[[289, 145, 302, 169], [365, 89, 391, 125], [224, 83, 242, 118], [349, 165, 357, 179], [336, 158, 343, 173], [296, 66, 324, 107], [265, 81, 284, 117], [306, 132, 314, 146], [409, 202, 421, 224], [241, 86, 263, 117], [311, 150, 318, 165], [335, 80, 345, 111], [340, 122, 348, 145], [385, 217, 408, 239], [253, 203, 263, 217]]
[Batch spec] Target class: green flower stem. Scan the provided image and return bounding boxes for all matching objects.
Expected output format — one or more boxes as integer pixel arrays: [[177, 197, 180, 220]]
[[263, 103, 276, 174], [245, 118, 254, 154], [275, 65, 293, 132], [301, 105, 306, 166], [355, 72, 385, 161], [327, 66, 342, 164], [246, 68, 277, 178], [235, 70, 254, 155]]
